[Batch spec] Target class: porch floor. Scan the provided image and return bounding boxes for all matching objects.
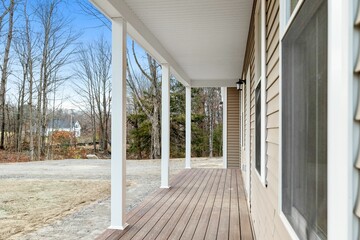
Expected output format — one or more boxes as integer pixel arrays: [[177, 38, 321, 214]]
[[96, 168, 253, 240]]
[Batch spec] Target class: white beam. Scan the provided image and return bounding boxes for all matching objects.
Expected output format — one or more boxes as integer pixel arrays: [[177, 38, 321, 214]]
[[222, 87, 227, 168], [191, 79, 237, 88], [91, 0, 191, 87], [185, 87, 191, 169], [110, 17, 128, 230], [161, 63, 170, 188]]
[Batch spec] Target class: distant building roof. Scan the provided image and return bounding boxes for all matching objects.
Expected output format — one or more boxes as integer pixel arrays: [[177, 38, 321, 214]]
[[47, 119, 78, 129]]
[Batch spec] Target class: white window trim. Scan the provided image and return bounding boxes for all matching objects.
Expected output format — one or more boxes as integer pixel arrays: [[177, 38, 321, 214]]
[[278, 0, 306, 238], [254, 0, 267, 186], [281, 0, 305, 39], [278, 1, 354, 239], [246, 68, 251, 205], [279, 212, 300, 240], [241, 88, 245, 148], [327, 0, 354, 239], [222, 87, 228, 169], [260, 0, 267, 186]]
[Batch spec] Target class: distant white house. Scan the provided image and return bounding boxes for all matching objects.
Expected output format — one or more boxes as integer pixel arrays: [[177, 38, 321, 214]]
[[46, 119, 81, 137]]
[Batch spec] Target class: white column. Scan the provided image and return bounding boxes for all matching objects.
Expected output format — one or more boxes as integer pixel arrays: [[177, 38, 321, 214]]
[[185, 86, 191, 169], [161, 63, 170, 188], [110, 17, 127, 230], [221, 87, 227, 168]]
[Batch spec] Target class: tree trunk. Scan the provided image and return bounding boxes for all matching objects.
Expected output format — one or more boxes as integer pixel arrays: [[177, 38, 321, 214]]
[[0, 0, 15, 150], [209, 111, 214, 158], [151, 103, 161, 159]]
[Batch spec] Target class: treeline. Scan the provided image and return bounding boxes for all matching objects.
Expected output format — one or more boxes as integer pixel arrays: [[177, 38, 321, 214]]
[[74, 39, 224, 159], [127, 64, 223, 159], [0, 0, 223, 161], [0, 0, 78, 160]]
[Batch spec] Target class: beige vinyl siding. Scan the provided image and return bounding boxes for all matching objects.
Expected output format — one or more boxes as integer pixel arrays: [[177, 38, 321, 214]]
[[245, 0, 292, 239], [227, 87, 240, 168], [354, 0, 360, 224]]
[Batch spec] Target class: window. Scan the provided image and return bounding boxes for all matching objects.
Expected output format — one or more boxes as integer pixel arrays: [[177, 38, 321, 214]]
[[254, 1, 263, 176], [282, 0, 327, 239], [255, 83, 261, 174], [255, 5, 262, 82]]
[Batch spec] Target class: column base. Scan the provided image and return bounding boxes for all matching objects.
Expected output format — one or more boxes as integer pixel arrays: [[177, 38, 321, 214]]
[[109, 223, 129, 230], [160, 185, 170, 189]]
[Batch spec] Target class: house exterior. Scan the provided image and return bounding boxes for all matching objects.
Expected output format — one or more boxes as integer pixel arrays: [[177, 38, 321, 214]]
[[46, 119, 81, 137], [90, 0, 360, 239]]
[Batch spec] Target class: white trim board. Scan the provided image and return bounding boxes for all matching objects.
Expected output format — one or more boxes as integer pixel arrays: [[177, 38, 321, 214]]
[[90, 0, 191, 87]]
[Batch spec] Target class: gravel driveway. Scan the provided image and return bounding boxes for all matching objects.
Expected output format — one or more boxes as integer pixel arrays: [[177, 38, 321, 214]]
[[0, 157, 223, 240]]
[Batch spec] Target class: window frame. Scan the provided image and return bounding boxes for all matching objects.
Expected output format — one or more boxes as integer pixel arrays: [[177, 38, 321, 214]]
[[255, 80, 262, 176], [254, 0, 267, 186], [279, 0, 328, 239], [279, 0, 305, 239]]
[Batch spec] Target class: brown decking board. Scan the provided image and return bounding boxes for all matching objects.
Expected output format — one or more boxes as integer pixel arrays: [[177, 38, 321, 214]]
[[97, 169, 254, 240]]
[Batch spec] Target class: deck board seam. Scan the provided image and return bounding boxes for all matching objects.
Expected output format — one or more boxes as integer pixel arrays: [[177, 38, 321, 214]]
[[194, 170, 223, 240], [175, 169, 222, 240], [141, 169, 211, 240], [109, 169, 200, 240], [202, 169, 227, 240], [215, 170, 228, 239], [96, 169, 254, 240], [156, 169, 216, 239], [126, 169, 206, 239]]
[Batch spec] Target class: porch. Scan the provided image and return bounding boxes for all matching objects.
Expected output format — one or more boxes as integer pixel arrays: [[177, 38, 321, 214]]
[[96, 169, 253, 240]]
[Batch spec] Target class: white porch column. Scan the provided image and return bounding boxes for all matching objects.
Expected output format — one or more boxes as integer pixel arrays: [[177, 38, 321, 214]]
[[110, 17, 127, 230], [221, 87, 227, 168], [185, 86, 191, 169], [161, 63, 170, 188]]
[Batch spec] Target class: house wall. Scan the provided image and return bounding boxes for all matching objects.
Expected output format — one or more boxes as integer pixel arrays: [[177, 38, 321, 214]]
[[227, 87, 240, 168], [243, 0, 292, 239]]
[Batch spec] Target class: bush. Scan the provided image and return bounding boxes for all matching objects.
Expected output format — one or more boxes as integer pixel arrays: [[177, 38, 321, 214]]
[[52, 131, 76, 147]]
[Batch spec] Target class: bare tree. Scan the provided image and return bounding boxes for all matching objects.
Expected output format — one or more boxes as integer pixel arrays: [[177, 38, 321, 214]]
[[75, 0, 110, 31], [12, 0, 38, 154], [73, 37, 111, 152], [0, 0, 10, 36], [127, 40, 162, 159], [0, 0, 15, 149], [203, 88, 222, 158], [34, 0, 78, 159]]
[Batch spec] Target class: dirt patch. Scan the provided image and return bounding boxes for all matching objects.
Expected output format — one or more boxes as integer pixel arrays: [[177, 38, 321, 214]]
[[0, 179, 110, 240], [0, 158, 223, 239]]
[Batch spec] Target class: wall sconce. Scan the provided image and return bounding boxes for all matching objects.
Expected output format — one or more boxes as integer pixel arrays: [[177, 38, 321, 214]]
[[236, 79, 246, 91]]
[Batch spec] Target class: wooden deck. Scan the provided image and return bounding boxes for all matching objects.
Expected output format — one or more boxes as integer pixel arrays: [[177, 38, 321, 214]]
[[96, 169, 254, 240]]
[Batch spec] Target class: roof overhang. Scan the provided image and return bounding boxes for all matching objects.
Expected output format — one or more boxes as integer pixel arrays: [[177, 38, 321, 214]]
[[90, 0, 252, 88]]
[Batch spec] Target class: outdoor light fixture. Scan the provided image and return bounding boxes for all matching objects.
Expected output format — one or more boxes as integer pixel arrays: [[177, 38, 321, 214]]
[[236, 79, 246, 91]]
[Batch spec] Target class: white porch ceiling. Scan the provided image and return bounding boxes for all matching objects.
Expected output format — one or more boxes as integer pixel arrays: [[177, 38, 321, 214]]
[[90, 0, 252, 87]]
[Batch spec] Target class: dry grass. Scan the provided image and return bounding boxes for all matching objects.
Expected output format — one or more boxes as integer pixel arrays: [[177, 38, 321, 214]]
[[0, 180, 110, 240]]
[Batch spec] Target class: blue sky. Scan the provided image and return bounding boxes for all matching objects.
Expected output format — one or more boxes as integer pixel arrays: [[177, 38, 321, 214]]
[[28, 0, 149, 109], [4, 0, 152, 110], [65, 1, 111, 44]]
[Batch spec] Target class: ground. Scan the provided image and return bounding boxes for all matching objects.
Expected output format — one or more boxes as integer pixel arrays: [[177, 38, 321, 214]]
[[0, 157, 223, 240]]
